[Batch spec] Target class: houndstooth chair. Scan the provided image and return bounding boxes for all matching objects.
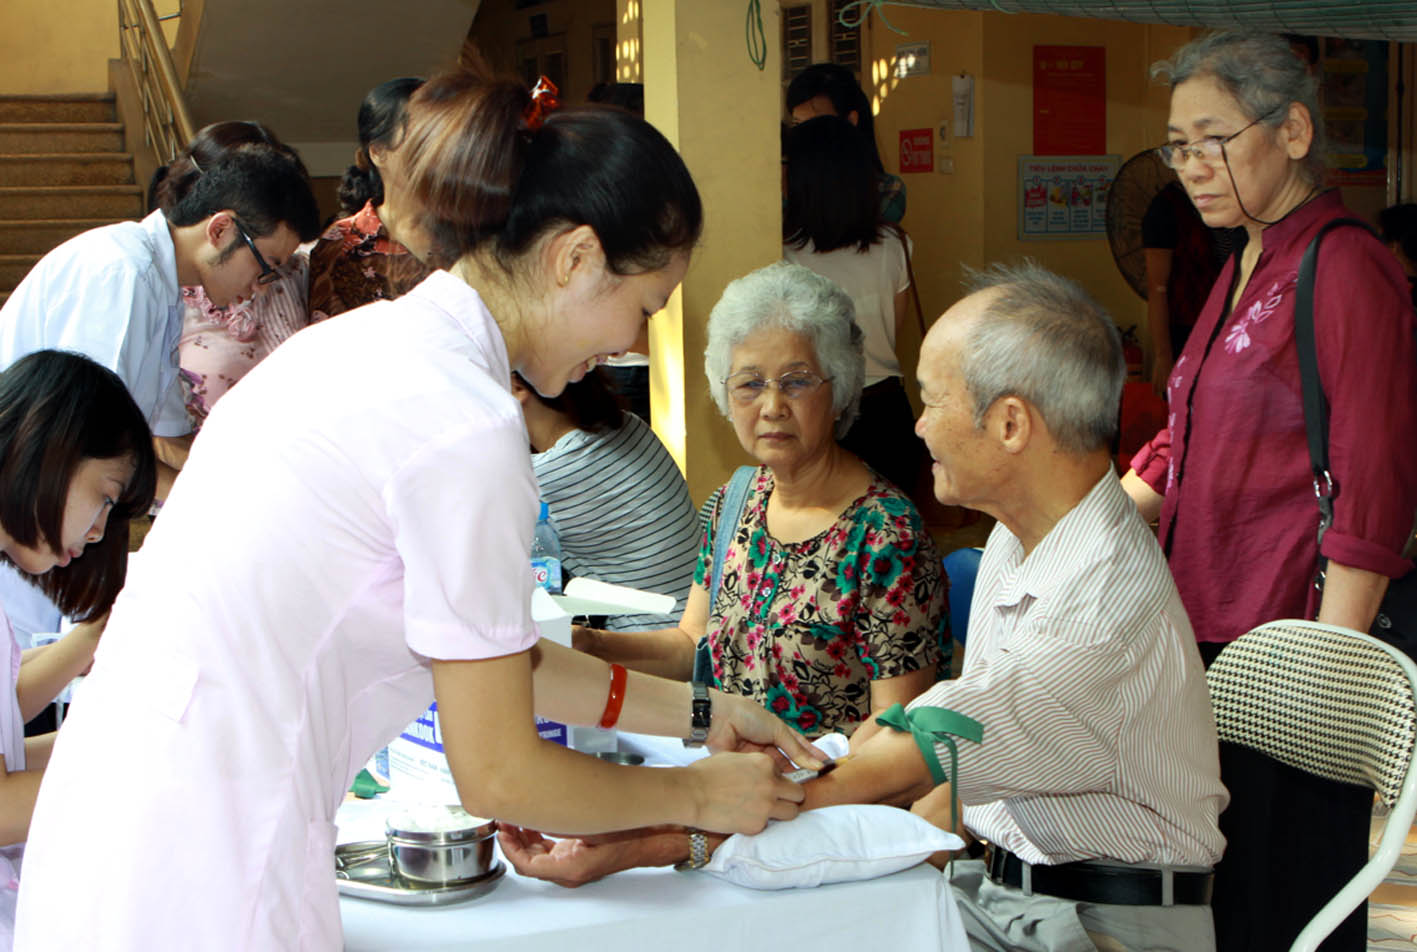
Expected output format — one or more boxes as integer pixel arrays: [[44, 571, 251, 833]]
[[1207, 619, 1417, 952]]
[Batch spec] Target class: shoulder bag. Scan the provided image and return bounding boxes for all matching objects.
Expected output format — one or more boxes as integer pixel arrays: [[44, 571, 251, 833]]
[[1294, 218, 1417, 654], [691, 465, 756, 684]]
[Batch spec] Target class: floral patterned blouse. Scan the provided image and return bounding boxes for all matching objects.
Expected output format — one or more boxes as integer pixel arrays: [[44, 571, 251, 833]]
[[178, 255, 309, 428], [695, 467, 948, 737], [307, 201, 432, 322]]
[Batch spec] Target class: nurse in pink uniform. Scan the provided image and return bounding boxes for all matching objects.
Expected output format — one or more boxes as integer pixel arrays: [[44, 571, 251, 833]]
[[0, 351, 157, 947], [15, 70, 818, 950]]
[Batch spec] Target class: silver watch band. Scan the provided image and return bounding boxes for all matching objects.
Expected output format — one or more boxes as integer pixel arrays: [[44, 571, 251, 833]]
[[683, 681, 710, 747], [674, 830, 709, 871]]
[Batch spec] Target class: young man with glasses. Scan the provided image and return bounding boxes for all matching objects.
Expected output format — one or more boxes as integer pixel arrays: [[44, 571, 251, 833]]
[[0, 120, 320, 649]]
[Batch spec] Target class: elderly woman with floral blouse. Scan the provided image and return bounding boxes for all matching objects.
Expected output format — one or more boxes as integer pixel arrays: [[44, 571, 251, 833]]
[[575, 261, 946, 744]]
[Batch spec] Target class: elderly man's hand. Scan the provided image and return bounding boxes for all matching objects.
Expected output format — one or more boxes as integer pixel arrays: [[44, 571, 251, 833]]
[[498, 825, 686, 888]]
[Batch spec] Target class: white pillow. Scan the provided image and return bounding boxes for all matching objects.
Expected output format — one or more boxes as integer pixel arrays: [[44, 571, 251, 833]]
[[702, 804, 963, 890]]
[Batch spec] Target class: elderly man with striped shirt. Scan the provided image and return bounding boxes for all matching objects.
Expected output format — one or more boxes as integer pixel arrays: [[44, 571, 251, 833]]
[[865, 261, 1227, 950], [502, 262, 1227, 950]]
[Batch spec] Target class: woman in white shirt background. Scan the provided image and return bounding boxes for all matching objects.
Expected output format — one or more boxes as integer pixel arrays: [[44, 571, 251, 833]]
[[782, 115, 921, 496]]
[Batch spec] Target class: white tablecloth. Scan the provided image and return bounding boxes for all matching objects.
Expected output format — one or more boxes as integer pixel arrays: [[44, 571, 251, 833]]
[[336, 795, 969, 952]]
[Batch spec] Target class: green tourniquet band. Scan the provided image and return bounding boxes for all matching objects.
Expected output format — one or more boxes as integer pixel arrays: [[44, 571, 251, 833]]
[[876, 702, 983, 838], [875, 702, 984, 786]]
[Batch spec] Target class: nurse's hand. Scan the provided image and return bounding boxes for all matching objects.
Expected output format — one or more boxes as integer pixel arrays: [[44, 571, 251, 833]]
[[684, 751, 804, 834], [707, 690, 826, 772]]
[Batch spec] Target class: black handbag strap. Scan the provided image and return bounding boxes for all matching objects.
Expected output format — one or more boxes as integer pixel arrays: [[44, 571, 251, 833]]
[[1294, 217, 1376, 547]]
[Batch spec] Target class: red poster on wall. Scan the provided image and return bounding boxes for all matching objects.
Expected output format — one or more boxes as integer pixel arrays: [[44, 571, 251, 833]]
[[899, 128, 933, 173], [1034, 46, 1106, 155]]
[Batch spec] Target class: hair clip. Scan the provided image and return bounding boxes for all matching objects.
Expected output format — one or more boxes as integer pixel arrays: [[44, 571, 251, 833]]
[[524, 76, 561, 132], [189, 155, 204, 175]]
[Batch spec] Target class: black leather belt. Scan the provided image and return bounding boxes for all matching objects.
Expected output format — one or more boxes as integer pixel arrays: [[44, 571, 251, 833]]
[[985, 846, 1212, 907]]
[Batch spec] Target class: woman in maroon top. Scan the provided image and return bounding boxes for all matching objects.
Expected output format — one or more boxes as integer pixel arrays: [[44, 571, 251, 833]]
[[1123, 32, 1417, 952], [307, 77, 433, 321]]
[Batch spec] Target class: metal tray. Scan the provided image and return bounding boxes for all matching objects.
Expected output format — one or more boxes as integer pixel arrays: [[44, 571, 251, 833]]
[[336, 840, 505, 907]]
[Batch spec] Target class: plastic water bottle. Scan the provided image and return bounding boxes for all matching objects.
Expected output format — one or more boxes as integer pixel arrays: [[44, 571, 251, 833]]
[[530, 501, 563, 594]]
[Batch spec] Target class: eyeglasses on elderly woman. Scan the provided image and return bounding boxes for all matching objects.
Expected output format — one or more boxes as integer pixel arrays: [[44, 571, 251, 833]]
[[1155, 104, 1284, 171], [724, 370, 832, 405]]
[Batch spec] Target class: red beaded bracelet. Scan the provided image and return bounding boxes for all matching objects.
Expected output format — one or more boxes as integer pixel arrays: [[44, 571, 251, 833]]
[[599, 663, 628, 729]]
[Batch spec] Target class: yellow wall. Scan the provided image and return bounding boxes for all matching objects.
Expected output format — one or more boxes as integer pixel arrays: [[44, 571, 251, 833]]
[[642, 0, 784, 506], [863, 9, 1195, 364], [0, 0, 121, 94], [859, 8, 986, 405]]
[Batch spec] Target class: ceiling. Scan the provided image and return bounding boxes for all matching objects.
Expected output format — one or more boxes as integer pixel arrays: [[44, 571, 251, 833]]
[[181, 0, 482, 175], [861, 0, 1417, 41]]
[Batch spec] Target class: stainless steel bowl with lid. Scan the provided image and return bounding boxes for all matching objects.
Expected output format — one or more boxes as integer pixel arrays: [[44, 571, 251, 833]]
[[384, 805, 498, 885]]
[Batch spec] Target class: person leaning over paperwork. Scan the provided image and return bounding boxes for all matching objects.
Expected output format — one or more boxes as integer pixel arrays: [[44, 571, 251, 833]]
[[502, 261, 1228, 952], [0, 120, 320, 647]]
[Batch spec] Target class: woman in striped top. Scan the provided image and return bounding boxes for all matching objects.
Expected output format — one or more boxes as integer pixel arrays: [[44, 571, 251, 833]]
[[512, 368, 699, 631]]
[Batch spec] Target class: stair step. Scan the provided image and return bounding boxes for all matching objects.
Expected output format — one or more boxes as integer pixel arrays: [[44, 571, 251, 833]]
[[0, 254, 42, 292], [0, 95, 116, 124], [0, 153, 135, 187], [0, 218, 119, 254], [0, 123, 125, 154], [0, 186, 143, 220]]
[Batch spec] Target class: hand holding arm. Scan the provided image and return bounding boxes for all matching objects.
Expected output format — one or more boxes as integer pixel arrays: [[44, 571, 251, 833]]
[[436, 642, 811, 837], [17, 614, 106, 721], [507, 724, 937, 887]]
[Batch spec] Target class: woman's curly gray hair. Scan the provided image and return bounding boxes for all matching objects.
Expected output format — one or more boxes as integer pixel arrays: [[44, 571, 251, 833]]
[[703, 261, 865, 438]]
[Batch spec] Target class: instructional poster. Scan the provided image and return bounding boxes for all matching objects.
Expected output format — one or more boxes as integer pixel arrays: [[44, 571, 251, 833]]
[[1321, 37, 1388, 186], [1017, 155, 1119, 240], [1033, 46, 1106, 155]]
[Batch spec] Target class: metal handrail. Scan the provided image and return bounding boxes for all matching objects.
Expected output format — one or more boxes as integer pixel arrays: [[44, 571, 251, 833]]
[[117, 0, 195, 165]]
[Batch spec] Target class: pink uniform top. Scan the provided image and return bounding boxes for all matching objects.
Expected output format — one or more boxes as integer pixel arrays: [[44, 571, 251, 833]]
[[1131, 191, 1417, 643], [15, 271, 540, 950]]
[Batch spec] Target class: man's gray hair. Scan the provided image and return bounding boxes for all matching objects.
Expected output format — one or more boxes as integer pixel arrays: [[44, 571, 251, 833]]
[[1152, 31, 1325, 183], [704, 260, 865, 437], [960, 261, 1124, 454]]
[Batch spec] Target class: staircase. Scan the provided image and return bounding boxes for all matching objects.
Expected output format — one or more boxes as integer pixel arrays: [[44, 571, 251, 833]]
[[0, 94, 144, 308]]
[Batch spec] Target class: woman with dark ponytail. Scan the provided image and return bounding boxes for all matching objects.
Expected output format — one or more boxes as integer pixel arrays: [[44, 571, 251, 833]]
[[17, 66, 819, 951], [308, 77, 434, 321], [0, 350, 155, 946]]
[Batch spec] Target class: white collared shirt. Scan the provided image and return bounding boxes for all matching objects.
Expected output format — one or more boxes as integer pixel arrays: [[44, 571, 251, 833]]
[[909, 471, 1228, 866], [0, 209, 189, 437]]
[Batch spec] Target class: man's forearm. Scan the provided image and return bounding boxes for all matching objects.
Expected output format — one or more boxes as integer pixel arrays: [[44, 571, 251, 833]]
[[804, 728, 938, 810]]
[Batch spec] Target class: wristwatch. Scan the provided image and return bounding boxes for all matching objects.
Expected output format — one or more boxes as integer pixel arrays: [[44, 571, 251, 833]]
[[682, 681, 710, 747], [674, 830, 709, 871]]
